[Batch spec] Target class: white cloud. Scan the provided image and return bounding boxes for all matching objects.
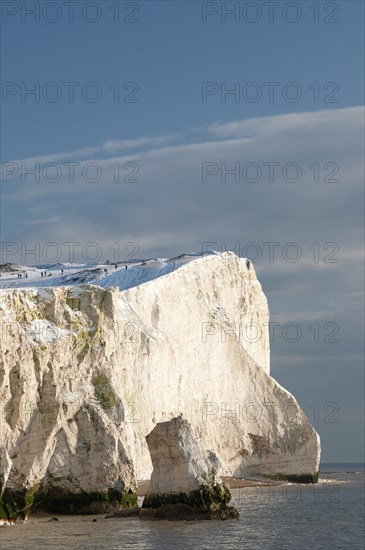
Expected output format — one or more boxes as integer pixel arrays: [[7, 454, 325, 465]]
[[2, 106, 363, 263], [24, 216, 61, 226], [1, 135, 181, 173], [102, 134, 179, 153], [206, 106, 364, 139]]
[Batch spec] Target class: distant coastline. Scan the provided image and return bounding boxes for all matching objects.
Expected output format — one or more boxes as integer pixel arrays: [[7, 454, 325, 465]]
[[319, 463, 364, 473]]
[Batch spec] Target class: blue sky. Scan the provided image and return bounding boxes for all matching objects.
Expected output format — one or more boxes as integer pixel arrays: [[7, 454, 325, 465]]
[[1, 1, 364, 462], [2, 0, 364, 159]]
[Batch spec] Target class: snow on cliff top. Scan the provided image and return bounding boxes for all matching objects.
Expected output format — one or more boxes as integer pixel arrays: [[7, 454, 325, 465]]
[[0, 251, 251, 292]]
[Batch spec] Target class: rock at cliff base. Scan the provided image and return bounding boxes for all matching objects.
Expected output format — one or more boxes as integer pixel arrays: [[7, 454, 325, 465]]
[[140, 416, 239, 520]]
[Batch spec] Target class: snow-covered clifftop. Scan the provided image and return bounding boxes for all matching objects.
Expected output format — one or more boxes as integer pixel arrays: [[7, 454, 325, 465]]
[[0, 252, 320, 516]]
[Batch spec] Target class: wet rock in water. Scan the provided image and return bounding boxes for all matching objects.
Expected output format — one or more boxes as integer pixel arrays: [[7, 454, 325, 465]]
[[140, 416, 239, 520], [104, 508, 141, 519]]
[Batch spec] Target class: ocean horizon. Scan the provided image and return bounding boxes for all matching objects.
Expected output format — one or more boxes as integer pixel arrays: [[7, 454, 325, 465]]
[[319, 462, 364, 472]]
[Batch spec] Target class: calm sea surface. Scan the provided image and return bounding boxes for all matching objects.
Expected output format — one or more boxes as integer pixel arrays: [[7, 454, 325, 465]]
[[1, 464, 364, 549]]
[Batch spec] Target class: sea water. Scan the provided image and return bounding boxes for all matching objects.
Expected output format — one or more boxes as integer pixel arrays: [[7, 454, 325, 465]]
[[1, 464, 364, 550]]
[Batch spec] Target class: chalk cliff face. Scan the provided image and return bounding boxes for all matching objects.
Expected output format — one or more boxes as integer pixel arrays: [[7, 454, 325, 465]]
[[0, 252, 320, 515]]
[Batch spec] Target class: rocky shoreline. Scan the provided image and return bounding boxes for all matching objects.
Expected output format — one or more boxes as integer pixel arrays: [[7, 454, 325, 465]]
[[1, 477, 283, 525]]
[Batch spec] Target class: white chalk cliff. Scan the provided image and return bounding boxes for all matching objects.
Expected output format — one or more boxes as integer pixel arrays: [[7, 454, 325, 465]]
[[0, 252, 320, 514]]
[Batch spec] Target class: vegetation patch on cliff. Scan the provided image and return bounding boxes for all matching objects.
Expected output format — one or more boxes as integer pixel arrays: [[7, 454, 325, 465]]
[[92, 373, 116, 411]]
